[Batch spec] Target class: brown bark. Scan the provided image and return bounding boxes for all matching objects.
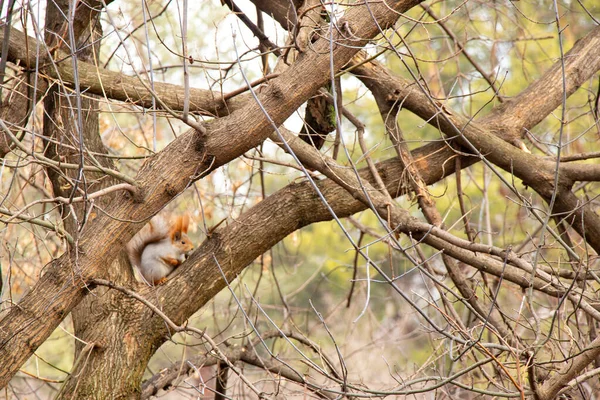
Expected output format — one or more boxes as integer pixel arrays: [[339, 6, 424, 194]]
[[350, 26, 600, 253], [251, 0, 303, 31], [0, 26, 245, 120], [1, 1, 600, 397], [537, 333, 600, 399], [0, 0, 422, 391], [41, 1, 146, 398], [0, 66, 34, 157]]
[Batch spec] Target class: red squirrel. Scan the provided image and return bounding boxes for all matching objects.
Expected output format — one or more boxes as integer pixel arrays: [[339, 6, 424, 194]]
[[126, 215, 194, 285]]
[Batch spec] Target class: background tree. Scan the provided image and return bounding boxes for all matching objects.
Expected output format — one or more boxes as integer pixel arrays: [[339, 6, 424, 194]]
[[1, 0, 600, 398]]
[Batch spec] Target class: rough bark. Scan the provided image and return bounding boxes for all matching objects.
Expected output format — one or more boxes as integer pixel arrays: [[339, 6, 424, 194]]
[[0, 66, 34, 157], [0, 0, 422, 391], [39, 1, 149, 398], [2, 1, 600, 397], [351, 26, 600, 253]]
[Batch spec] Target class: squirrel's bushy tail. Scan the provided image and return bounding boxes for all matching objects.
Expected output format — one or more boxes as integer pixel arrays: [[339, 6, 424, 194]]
[[125, 216, 172, 268]]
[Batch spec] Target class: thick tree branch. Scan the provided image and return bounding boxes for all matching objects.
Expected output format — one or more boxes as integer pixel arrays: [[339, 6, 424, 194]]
[[0, 26, 246, 118], [154, 127, 600, 341], [351, 25, 600, 253], [0, 0, 422, 387]]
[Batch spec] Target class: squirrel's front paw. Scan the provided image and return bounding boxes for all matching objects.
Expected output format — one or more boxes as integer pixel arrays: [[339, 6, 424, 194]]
[[154, 277, 168, 285]]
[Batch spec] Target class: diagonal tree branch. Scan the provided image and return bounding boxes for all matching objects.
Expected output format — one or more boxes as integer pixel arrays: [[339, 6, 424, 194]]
[[350, 26, 600, 253], [0, 0, 422, 387]]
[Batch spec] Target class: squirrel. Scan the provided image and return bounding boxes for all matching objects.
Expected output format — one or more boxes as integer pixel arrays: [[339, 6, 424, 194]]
[[126, 215, 194, 285]]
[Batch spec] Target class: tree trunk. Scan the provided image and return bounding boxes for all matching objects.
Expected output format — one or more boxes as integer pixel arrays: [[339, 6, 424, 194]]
[[42, 1, 148, 397]]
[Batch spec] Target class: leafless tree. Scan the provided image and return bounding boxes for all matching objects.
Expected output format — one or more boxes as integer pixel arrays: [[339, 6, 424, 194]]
[[1, 0, 600, 399]]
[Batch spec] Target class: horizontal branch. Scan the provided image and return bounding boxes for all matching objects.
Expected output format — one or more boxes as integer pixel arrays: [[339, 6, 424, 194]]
[[0, 26, 247, 118]]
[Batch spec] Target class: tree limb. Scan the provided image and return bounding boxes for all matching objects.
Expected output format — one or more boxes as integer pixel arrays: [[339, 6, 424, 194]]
[[0, 0, 422, 387]]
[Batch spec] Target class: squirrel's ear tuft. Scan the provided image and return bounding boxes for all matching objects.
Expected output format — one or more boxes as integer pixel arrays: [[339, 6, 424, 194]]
[[181, 215, 189, 233], [170, 216, 182, 241]]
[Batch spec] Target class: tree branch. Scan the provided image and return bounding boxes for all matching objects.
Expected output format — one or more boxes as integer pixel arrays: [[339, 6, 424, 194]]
[[0, 0, 422, 387]]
